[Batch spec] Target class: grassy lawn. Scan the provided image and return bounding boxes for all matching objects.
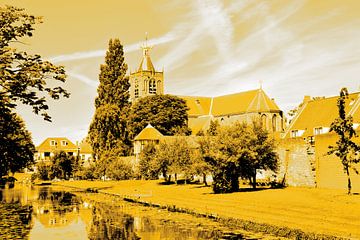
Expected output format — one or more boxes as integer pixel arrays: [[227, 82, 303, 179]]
[[55, 180, 360, 239]]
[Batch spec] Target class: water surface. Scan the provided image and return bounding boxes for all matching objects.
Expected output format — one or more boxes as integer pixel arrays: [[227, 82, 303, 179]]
[[1, 185, 280, 239]]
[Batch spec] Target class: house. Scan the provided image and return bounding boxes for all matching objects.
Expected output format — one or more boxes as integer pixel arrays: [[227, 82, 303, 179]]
[[284, 92, 360, 142], [279, 92, 360, 190], [35, 137, 79, 163], [78, 139, 94, 167]]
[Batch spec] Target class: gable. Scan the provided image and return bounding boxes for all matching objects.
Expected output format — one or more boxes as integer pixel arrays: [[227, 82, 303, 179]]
[[285, 92, 360, 138], [37, 137, 78, 152]]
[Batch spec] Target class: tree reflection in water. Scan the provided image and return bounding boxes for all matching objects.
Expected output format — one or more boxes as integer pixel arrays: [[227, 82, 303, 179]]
[[89, 204, 139, 240], [87, 202, 228, 240]]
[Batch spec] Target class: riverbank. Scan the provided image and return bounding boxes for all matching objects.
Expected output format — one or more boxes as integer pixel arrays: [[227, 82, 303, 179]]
[[0, 203, 32, 239], [55, 180, 360, 239]]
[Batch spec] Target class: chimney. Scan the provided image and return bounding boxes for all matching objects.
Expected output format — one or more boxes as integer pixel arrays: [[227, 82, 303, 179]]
[[303, 95, 311, 103]]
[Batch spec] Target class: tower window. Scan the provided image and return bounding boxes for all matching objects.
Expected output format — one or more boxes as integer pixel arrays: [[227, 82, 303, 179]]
[[149, 79, 156, 94], [135, 88, 139, 98], [261, 114, 267, 129]]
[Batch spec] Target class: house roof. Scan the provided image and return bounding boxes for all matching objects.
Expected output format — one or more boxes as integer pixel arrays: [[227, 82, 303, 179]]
[[179, 88, 281, 118], [284, 92, 360, 138], [134, 124, 163, 141], [36, 137, 78, 152], [79, 139, 92, 154]]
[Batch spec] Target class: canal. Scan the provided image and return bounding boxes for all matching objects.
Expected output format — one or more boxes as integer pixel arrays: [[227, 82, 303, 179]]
[[0, 185, 283, 239]]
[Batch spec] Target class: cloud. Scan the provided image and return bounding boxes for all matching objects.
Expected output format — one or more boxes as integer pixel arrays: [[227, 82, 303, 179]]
[[67, 71, 98, 88], [48, 32, 178, 63]]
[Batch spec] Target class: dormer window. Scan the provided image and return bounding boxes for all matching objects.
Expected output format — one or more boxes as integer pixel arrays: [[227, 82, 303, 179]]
[[291, 130, 299, 138], [290, 130, 305, 138], [314, 127, 323, 135], [50, 140, 56, 146], [61, 140, 68, 146]]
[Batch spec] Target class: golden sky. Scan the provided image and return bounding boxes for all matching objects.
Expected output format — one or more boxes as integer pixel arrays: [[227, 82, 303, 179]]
[[3, 0, 360, 144]]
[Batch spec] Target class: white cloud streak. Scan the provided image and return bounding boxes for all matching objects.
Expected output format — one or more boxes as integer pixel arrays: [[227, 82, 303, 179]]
[[49, 31, 178, 63]]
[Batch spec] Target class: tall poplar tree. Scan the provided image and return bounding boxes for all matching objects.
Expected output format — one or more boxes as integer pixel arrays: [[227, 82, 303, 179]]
[[88, 39, 130, 158], [328, 88, 360, 194]]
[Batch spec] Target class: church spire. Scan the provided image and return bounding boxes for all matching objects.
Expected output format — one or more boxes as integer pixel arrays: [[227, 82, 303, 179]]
[[138, 32, 155, 72]]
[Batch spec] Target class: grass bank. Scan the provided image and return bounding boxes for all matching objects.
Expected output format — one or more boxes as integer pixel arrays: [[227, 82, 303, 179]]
[[55, 180, 360, 239]]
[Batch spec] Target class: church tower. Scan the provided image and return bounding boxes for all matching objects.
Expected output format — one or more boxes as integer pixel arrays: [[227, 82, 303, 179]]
[[129, 36, 164, 102]]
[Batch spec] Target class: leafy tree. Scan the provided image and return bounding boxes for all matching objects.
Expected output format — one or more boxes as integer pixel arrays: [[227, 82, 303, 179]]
[[139, 143, 159, 180], [328, 88, 360, 194], [199, 130, 244, 193], [189, 148, 211, 186], [106, 157, 134, 180], [89, 104, 126, 157], [166, 137, 192, 183], [207, 119, 220, 136], [0, 109, 35, 178], [95, 147, 133, 180], [50, 151, 74, 179], [89, 39, 130, 158], [199, 121, 278, 193], [34, 161, 51, 180], [239, 121, 278, 189], [128, 94, 191, 139], [0, 5, 69, 121], [0, 6, 69, 178]]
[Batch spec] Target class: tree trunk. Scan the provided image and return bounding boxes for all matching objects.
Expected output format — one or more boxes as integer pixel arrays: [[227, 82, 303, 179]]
[[175, 173, 177, 184], [346, 166, 352, 195], [252, 170, 257, 189], [203, 173, 208, 186], [168, 174, 171, 183]]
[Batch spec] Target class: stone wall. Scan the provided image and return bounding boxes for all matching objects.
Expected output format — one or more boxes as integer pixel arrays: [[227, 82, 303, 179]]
[[277, 138, 316, 187], [315, 133, 360, 192]]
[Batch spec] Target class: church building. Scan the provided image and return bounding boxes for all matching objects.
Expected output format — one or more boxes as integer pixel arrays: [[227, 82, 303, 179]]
[[129, 41, 285, 135]]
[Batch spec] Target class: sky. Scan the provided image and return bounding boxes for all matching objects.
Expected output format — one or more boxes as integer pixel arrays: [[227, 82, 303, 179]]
[[3, 0, 360, 145]]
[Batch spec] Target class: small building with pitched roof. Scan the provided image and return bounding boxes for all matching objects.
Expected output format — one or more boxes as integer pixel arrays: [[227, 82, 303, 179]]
[[133, 124, 163, 161]]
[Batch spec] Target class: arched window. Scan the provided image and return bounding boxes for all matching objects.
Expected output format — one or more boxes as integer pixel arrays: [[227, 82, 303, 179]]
[[272, 115, 277, 132], [134, 80, 139, 98], [149, 79, 156, 94], [261, 114, 267, 129]]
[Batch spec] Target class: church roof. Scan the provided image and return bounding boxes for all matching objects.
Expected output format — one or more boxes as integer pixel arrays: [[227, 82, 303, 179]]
[[138, 44, 155, 72], [180, 89, 281, 118], [284, 92, 360, 138], [188, 116, 213, 134], [212, 89, 280, 116], [79, 139, 92, 154], [138, 53, 155, 72], [134, 124, 163, 141], [178, 96, 212, 117]]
